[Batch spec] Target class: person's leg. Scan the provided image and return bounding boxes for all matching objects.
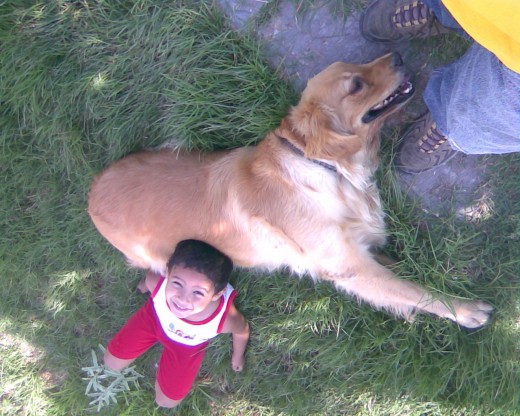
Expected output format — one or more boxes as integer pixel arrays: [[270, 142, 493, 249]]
[[421, 0, 463, 33], [423, 44, 520, 154], [154, 342, 206, 408], [104, 301, 159, 370], [104, 351, 136, 372], [154, 380, 183, 408], [396, 43, 520, 173]]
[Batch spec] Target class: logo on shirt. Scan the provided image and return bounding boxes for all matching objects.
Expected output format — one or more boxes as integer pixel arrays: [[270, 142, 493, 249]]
[[167, 322, 196, 340]]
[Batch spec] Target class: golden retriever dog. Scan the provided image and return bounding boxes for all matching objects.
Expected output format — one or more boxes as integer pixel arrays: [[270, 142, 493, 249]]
[[88, 53, 492, 328]]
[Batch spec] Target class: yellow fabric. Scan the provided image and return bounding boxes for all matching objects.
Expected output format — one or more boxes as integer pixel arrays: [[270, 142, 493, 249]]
[[441, 0, 520, 73]]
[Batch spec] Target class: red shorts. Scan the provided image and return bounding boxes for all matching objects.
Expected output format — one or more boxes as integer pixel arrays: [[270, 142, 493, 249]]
[[107, 299, 208, 400]]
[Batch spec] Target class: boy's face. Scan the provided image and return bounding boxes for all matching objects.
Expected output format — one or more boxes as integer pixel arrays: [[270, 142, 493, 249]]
[[165, 265, 223, 319]]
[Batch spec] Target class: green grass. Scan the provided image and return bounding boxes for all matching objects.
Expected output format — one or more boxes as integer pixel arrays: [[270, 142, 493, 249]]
[[252, 0, 366, 28], [1, 1, 519, 415]]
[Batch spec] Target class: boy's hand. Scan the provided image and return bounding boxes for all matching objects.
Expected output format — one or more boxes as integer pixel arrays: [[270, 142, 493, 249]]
[[137, 278, 149, 294], [231, 353, 245, 372], [138, 271, 161, 294]]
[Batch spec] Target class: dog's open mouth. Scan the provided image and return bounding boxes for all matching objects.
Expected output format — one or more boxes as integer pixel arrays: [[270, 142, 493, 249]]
[[362, 80, 414, 123]]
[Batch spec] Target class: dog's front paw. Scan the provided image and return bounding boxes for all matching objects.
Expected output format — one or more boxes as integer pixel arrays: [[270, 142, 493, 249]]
[[454, 300, 494, 329]]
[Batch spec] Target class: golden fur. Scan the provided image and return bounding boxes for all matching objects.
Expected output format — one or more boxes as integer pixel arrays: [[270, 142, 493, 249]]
[[88, 53, 492, 328]]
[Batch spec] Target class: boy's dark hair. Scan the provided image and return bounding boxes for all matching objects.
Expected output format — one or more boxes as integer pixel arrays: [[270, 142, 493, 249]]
[[166, 239, 233, 292]]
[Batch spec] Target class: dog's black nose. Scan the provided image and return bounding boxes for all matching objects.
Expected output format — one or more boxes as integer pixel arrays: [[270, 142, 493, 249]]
[[391, 52, 403, 67]]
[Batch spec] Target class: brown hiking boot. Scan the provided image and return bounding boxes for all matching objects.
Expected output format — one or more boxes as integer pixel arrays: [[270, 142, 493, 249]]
[[395, 112, 458, 173], [360, 0, 449, 43]]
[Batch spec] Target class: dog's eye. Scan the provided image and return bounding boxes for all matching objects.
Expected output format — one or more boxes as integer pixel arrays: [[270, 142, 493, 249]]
[[349, 77, 363, 95]]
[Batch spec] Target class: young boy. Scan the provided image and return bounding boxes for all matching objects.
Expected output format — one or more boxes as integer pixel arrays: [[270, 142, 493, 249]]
[[103, 239, 250, 408]]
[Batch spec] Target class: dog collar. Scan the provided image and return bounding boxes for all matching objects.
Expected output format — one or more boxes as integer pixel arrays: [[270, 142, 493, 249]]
[[279, 137, 338, 174]]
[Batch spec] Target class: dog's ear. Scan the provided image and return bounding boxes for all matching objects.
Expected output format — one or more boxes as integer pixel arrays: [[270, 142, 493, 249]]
[[291, 101, 362, 160]]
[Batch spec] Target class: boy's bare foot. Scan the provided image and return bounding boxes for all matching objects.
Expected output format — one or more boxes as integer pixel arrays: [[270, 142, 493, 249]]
[[231, 354, 245, 372]]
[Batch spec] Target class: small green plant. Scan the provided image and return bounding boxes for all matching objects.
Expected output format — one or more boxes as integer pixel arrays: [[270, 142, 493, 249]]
[[82, 345, 143, 412]]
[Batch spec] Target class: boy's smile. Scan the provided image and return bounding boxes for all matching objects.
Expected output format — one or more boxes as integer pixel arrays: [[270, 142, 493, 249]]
[[165, 265, 223, 320]]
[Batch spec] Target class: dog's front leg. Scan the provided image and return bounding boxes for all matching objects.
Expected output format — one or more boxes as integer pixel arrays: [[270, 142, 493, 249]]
[[321, 254, 492, 329]]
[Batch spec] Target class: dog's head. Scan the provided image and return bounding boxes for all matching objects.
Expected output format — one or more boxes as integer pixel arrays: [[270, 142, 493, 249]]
[[288, 53, 414, 162]]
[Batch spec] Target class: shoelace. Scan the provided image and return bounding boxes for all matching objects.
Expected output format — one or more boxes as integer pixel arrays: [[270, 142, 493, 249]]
[[417, 122, 447, 153], [393, 1, 432, 27]]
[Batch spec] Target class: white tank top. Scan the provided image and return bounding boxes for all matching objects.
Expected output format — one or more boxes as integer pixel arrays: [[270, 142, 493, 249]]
[[152, 277, 236, 346]]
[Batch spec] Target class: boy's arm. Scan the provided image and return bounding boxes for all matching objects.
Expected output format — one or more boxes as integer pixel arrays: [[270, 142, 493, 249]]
[[221, 304, 250, 372], [137, 270, 162, 293]]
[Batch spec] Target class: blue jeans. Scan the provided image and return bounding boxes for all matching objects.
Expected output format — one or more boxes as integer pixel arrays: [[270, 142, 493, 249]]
[[421, 0, 520, 154]]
